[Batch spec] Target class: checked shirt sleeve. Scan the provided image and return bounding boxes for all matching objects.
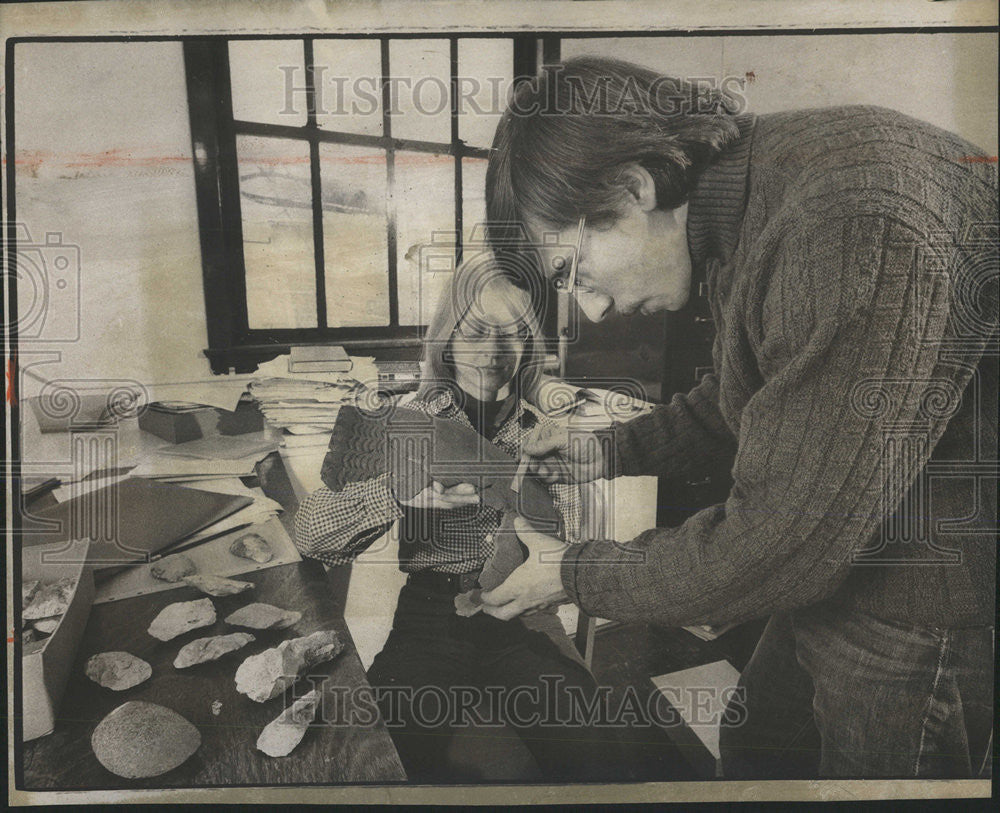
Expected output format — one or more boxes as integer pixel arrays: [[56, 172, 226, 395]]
[[293, 474, 404, 567]]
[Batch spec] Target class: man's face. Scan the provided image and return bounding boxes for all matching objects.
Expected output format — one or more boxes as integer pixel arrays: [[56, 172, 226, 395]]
[[525, 173, 693, 322]]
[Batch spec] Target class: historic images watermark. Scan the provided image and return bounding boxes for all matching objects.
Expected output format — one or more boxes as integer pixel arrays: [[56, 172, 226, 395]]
[[279, 66, 750, 120], [291, 674, 748, 732]]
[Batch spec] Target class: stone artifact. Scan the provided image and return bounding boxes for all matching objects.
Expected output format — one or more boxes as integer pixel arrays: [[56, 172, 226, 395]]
[[454, 588, 484, 618], [32, 617, 62, 635], [147, 598, 216, 641], [150, 554, 197, 582], [230, 532, 273, 563], [22, 579, 40, 605], [235, 630, 343, 702], [23, 578, 77, 620], [173, 632, 256, 669], [85, 651, 153, 691], [183, 574, 254, 597], [91, 701, 201, 778], [224, 603, 301, 631], [256, 690, 321, 757]]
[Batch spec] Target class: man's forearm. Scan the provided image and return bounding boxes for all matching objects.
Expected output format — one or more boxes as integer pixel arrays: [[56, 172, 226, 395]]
[[612, 373, 736, 480]]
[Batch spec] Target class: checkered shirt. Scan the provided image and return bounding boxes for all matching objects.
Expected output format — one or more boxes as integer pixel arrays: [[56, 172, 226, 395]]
[[294, 389, 582, 574]]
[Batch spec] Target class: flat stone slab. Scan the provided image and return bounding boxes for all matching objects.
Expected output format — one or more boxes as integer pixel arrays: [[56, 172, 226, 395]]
[[235, 630, 343, 703], [173, 632, 256, 669], [256, 690, 321, 757], [224, 603, 301, 631], [147, 598, 217, 641], [183, 574, 255, 597], [151, 554, 197, 583], [230, 533, 273, 563]]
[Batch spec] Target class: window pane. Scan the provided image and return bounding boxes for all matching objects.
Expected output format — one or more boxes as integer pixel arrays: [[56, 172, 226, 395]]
[[388, 39, 451, 143], [394, 152, 455, 325], [457, 39, 512, 148], [313, 39, 383, 137], [320, 144, 390, 326], [229, 40, 307, 127], [236, 136, 316, 329]]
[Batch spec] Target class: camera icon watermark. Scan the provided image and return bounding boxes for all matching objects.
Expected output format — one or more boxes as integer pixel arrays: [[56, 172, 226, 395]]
[[2, 223, 82, 343]]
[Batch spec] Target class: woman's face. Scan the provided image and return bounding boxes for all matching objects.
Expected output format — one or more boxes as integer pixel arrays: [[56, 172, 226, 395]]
[[448, 281, 531, 401]]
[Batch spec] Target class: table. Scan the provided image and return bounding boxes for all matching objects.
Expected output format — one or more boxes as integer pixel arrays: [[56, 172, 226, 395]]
[[19, 451, 406, 788]]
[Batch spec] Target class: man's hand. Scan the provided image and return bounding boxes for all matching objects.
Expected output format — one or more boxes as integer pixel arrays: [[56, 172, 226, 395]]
[[397, 480, 481, 510], [480, 515, 570, 620], [522, 422, 610, 484]]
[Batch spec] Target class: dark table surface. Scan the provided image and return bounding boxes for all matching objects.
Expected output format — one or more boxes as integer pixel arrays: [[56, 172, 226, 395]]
[[19, 451, 406, 789]]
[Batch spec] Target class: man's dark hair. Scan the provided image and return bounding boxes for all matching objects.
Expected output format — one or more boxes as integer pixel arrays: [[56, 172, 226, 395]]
[[485, 56, 743, 258]]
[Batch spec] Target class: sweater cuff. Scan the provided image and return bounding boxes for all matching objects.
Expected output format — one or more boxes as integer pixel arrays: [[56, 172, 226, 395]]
[[611, 419, 646, 478], [560, 541, 590, 612]]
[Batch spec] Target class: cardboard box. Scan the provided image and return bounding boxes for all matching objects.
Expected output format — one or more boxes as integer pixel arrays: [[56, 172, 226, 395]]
[[139, 400, 264, 443], [21, 540, 94, 741], [138, 405, 221, 444]]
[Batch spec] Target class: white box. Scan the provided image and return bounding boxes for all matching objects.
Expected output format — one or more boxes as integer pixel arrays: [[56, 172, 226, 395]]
[[21, 539, 94, 741]]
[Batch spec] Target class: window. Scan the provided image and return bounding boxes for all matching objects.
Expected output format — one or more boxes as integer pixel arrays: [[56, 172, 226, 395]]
[[184, 36, 542, 374]]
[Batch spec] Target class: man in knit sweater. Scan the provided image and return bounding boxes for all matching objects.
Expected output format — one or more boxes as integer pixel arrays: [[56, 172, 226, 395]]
[[478, 57, 997, 778]]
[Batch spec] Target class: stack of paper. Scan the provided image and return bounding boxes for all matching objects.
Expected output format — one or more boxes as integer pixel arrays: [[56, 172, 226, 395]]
[[249, 377, 358, 434]]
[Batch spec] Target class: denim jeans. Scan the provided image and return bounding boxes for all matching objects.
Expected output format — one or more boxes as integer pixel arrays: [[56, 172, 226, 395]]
[[719, 601, 994, 778], [367, 582, 678, 783]]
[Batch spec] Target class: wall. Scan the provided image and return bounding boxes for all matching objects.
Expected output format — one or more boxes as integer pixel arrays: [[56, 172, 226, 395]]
[[13, 41, 210, 398], [562, 32, 998, 153]]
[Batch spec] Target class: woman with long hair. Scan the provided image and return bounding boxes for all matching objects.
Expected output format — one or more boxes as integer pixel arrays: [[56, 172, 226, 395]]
[[294, 256, 665, 783]]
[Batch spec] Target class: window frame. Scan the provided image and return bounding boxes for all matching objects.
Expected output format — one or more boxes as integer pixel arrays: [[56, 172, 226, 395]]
[[184, 35, 545, 374]]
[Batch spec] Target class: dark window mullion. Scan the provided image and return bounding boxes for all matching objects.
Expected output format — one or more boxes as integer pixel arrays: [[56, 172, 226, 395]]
[[304, 38, 328, 329], [216, 43, 251, 340], [382, 38, 399, 327]]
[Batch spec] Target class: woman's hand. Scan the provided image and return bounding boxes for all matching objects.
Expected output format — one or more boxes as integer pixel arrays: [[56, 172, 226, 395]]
[[397, 480, 481, 510]]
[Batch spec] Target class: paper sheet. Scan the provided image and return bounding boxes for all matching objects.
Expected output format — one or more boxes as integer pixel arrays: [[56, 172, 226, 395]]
[[650, 660, 742, 761], [129, 450, 267, 479], [144, 379, 254, 412], [154, 431, 278, 460], [92, 517, 300, 604]]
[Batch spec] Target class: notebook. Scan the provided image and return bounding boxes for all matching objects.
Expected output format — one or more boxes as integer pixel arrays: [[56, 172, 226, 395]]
[[20, 477, 253, 570]]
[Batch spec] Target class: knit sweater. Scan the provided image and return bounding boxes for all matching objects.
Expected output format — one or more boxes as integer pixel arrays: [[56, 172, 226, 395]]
[[561, 106, 998, 629]]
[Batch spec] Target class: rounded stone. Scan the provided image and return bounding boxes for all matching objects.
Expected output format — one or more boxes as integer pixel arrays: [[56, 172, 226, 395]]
[[151, 554, 197, 583], [85, 651, 153, 691], [91, 701, 201, 778]]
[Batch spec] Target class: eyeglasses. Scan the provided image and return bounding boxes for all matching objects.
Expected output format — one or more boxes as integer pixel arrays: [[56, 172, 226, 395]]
[[551, 216, 586, 296], [451, 321, 532, 343]]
